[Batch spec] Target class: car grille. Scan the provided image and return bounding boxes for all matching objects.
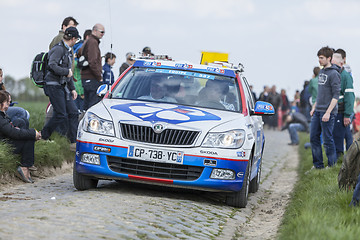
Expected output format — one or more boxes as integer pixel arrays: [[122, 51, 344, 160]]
[[120, 123, 199, 145], [107, 156, 204, 180]]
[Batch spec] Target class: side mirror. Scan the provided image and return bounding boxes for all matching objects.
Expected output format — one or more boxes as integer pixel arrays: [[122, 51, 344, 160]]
[[251, 101, 275, 115], [97, 84, 109, 97]]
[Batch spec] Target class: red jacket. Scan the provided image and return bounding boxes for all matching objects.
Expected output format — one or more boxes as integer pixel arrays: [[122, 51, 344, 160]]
[[80, 34, 102, 81]]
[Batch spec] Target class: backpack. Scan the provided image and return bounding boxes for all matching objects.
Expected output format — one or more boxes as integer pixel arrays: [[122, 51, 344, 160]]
[[76, 40, 89, 70], [338, 139, 360, 190], [77, 55, 89, 69], [30, 52, 48, 88]]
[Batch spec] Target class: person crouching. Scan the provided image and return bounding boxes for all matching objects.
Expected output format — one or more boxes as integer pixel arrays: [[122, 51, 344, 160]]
[[0, 90, 41, 183]]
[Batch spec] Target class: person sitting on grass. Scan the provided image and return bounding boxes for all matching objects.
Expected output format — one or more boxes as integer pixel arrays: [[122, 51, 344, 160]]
[[281, 112, 309, 145], [0, 90, 41, 183]]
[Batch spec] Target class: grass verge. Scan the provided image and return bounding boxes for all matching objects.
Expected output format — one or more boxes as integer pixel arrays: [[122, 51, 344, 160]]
[[278, 133, 360, 240]]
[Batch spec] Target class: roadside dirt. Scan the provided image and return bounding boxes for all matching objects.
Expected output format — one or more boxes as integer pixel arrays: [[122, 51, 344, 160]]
[[0, 161, 73, 191], [236, 146, 299, 239]]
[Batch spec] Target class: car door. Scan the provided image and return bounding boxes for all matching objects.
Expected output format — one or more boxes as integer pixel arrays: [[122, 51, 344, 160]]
[[240, 76, 264, 172]]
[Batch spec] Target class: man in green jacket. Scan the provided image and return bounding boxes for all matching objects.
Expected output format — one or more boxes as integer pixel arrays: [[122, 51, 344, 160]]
[[332, 49, 355, 159], [308, 66, 320, 106], [49, 16, 79, 50]]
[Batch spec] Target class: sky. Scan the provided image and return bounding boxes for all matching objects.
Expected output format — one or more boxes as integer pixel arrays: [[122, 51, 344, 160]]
[[0, 0, 360, 99]]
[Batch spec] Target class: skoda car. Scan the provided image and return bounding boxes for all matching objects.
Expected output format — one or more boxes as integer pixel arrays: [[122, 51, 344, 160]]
[[73, 59, 274, 208]]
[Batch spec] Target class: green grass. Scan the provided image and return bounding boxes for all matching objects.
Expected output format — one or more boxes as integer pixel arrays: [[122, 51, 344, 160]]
[[0, 101, 74, 176], [278, 133, 360, 240]]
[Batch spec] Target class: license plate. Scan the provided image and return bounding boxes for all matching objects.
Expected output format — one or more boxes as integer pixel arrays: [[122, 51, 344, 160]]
[[127, 146, 183, 164]]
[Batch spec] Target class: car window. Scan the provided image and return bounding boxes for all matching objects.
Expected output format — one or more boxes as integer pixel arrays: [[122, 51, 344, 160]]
[[111, 68, 242, 112], [241, 76, 255, 110]]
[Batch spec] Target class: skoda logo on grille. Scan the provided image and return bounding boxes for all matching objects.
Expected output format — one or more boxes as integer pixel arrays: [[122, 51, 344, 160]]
[[152, 123, 165, 133]]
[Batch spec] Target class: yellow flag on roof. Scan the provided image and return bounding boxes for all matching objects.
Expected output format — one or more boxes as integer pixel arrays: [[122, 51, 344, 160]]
[[200, 52, 229, 65]]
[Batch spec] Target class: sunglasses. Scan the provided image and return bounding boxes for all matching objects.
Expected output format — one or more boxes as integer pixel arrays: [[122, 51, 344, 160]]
[[97, 29, 105, 34]]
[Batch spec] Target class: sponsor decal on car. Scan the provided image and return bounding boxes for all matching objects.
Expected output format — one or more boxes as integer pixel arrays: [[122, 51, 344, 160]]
[[98, 138, 114, 143], [110, 103, 221, 124], [94, 146, 111, 153], [175, 63, 193, 69], [144, 61, 161, 67], [200, 150, 218, 155], [237, 172, 244, 178], [237, 151, 246, 157], [206, 67, 225, 74]]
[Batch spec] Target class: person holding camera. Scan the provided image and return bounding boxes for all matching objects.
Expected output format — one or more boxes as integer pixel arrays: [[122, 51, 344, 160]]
[[41, 27, 79, 149]]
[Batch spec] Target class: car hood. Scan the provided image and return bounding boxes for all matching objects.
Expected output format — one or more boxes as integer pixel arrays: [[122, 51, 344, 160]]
[[101, 99, 244, 131]]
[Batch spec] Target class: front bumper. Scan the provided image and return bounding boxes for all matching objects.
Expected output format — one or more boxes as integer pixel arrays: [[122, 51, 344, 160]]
[[75, 140, 250, 192]]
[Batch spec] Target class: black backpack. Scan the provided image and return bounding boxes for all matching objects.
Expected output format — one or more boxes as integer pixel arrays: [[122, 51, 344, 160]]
[[30, 52, 48, 88]]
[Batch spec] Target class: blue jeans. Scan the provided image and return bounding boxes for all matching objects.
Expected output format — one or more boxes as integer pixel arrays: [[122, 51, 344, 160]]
[[350, 174, 360, 206], [333, 113, 353, 157], [310, 111, 337, 168], [42, 85, 78, 143], [288, 123, 306, 144]]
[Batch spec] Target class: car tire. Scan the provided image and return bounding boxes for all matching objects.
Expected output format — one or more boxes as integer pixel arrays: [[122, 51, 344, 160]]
[[225, 160, 251, 208], [73, 162, 98, 190], [249, 160, 261, 193]]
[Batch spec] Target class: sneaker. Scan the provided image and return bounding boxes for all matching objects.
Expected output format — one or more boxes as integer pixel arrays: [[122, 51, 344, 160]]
[[70, 143, 77, 152], [305, 166, 316, 175], [28, 165, 38, 171], [288, 142, 299, 146]]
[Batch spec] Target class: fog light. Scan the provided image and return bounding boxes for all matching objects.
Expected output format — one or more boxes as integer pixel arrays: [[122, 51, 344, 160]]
[[210, 169, 235, 180], [81, 153, 100, 165]]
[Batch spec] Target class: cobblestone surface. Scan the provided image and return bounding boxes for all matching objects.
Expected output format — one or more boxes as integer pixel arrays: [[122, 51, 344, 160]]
[[0, 130, 297, 240]]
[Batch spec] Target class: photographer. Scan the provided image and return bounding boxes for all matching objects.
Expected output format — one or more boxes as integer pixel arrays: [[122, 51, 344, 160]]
[[41, 27, 79, 150]]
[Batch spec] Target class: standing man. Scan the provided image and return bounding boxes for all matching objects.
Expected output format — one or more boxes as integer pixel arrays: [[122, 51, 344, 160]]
[[119, 52, 135, 76], [45, 16, 79, 125], [308, 66, 320, 106], [332, 50, 355, 159], [41, 27, 80, 150], [80, 23, 105, 110], [249, 85, 257, 101], [49, 16, 79, 50], [310, 46, 341, 169]]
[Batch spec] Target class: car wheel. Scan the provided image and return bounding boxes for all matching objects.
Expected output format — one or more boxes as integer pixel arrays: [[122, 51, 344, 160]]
[[225, 160, 251, 208], [249, 160, 261, 193], [73, 162, 98, 190]]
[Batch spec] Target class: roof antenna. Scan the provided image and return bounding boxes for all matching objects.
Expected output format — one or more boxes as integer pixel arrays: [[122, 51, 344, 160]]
[[108, 0, 114, 98]]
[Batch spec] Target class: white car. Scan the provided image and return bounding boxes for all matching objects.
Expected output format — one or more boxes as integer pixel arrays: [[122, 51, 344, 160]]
[[73, 59, 274, 208]]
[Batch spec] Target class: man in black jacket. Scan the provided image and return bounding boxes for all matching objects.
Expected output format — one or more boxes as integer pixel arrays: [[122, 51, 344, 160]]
[[41, 27, 79, 148], [0, 91, 41, 183], [282, 112, 309, 145]]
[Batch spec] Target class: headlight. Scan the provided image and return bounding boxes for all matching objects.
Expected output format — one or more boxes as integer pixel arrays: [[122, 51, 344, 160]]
[[210, 169, 235, 180], [83, 112, 115, 136], [81, 153, 100, 165], [202, 129, 245, 148]]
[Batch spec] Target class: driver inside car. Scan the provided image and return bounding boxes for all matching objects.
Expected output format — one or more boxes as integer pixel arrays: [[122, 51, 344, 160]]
[[138, 77, 177, 103], [197, 80, 235, 110]]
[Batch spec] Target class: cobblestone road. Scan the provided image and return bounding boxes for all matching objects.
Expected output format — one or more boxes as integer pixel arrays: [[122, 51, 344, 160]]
[[0, 130, 298, 240]]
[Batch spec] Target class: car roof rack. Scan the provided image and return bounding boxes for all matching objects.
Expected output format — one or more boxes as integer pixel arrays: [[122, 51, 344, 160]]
[[207, 61, 245, 72], [137, 54, 173, 61]]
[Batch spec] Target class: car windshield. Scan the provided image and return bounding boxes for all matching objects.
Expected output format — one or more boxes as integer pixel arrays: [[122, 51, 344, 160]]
[[111, 67, 241, 112]]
